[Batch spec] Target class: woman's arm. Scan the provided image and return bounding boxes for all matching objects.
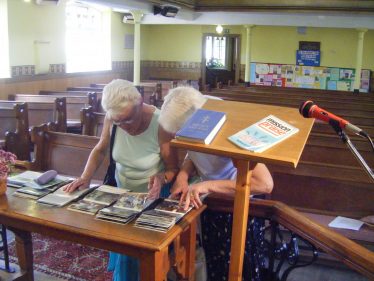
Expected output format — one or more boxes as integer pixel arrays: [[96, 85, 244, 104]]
[[158, 126, 179, 183], [185, 163, 273, 209], [63, 116, 112, 192]]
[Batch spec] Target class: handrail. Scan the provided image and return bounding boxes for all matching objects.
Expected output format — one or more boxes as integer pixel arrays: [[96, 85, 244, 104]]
[[205, 196, 374, 280]]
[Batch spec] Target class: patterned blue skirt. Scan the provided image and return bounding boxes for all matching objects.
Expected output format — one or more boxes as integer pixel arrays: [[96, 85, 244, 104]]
[[201, 209, 266, 281]]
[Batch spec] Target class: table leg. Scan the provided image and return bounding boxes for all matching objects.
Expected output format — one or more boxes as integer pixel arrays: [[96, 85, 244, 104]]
[[228, 160, 252, 281], [177, 221, 197, 280], [8, 228, 33, 281], [140, 247, 169, 281]]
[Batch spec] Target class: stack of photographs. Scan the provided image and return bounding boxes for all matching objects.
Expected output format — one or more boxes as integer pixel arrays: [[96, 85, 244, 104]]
[[68, 185, 129, 215], [11, 171, 73, 200], [95, 192, 154, 224], [134, 199, 192, 232]]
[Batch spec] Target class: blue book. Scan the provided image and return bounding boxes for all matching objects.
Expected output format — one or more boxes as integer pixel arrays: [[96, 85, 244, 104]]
[[228, 115, 299, 153], [176, 109, 226, 144]]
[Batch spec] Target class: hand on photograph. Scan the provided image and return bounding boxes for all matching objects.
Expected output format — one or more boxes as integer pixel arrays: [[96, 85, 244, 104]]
[[62, 177, 90, 193], [169, 176, 189, 200], [181, 182, 209, 210]]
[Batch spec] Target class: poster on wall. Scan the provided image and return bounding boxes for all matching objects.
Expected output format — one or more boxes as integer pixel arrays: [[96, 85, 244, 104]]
[[296, 50, 321, 66], [250, 62, 371, 92]]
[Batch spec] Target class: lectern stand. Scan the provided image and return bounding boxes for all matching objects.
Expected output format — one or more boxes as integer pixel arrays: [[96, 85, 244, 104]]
[[171, 100, 314, 281]]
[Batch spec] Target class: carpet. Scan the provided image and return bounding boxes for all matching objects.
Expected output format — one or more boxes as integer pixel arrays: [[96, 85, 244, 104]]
[[6, 233, 113, 281]]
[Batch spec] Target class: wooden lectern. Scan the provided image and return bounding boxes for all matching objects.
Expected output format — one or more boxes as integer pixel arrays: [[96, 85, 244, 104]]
[[171, 99, 314, 281]]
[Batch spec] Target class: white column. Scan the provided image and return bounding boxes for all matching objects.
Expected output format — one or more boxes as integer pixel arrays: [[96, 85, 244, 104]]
[[131, 11, 143, 86], [244, 25, 254, 86], [353, 28, 367, 91]]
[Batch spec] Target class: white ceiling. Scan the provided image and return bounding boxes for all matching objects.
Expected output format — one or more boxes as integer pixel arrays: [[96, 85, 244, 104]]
[[83, 0, 374, 29]]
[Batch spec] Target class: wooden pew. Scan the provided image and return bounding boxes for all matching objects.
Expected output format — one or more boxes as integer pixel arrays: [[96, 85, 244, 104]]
[[20, 124, 108, 181], [9, 94, 97, 132], [80, 106, 105, 137], [0, 98, 66, 132], [0, 103, 31, 160]]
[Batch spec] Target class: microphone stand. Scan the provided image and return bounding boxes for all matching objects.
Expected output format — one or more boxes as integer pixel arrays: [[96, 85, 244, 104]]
[[329, 120, 374, 183]]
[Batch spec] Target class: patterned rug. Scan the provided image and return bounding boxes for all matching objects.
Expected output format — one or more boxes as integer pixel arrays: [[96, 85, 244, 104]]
[[6, 233, 113, 281]]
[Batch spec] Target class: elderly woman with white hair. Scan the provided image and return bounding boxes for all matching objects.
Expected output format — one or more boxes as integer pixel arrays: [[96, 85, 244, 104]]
[[157, 86, 273, 281], [63, 79, 178, 281]]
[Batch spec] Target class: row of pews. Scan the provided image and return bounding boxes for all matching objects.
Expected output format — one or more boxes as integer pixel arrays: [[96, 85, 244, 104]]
[[0, 79, 198, 160]]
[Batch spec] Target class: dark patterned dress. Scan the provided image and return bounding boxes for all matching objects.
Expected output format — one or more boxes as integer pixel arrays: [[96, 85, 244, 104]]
[[201, 209, 266, 281]]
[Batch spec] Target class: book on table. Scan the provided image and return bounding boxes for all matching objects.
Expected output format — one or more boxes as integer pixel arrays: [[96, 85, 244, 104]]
[[175, 108, 226, 144], [95, 192, 155, 224], [228, 115, 299, 153], [67, 185, 130, 215], [134, 199, 193, 233], [36, 184, 98, 207]]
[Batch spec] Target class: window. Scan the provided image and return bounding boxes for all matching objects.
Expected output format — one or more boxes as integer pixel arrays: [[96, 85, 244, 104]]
[[0, 0, 10, 78], [205, 36, 226, 69], [65, 1, 111, 73]]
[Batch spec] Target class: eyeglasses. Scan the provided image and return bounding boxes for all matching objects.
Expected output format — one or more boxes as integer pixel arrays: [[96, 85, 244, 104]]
[[112, 104, 140, 126]]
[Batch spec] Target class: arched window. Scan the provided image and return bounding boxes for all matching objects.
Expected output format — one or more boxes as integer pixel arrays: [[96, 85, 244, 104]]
[[65, 1, 111, 73], [0, 0, 10, 78]]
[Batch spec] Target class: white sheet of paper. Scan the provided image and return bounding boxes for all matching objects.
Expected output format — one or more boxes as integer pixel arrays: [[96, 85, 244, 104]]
[[328, 216, 364, 231]]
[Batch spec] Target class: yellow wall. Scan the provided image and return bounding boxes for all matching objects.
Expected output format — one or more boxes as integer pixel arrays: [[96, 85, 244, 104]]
[[7, 1, 65, 67], [250, 26, 374, 69], [141, 25, 203, 61], [5, 2, 374, 71], [111, 13, 134, 61]]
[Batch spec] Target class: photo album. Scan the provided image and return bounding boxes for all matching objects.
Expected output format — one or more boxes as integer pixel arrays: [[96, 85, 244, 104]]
[[95, 192, 154, 224], [68, 185, 129, 214], [228, 115, 299, 153]]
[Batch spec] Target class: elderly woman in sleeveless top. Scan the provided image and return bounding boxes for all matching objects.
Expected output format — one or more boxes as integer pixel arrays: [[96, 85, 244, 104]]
[[63, 79, 178, 281]]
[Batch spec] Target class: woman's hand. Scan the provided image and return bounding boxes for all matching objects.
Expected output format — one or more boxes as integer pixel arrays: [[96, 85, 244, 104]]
[[147, 172, 165, 200], [62, 177, 90, 193], [169, 176, 189, 200], [182, 181, 210, 210]]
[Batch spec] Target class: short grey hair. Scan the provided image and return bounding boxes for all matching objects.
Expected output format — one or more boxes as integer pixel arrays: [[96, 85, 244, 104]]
[[101, 79, 142, 119], [159, 86, 207, 133]]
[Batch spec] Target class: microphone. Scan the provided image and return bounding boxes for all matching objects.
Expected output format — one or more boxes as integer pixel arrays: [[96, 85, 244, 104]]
[[299, 100, 367, 137]]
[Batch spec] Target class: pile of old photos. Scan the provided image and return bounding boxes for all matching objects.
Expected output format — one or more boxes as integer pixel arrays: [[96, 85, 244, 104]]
[[134, 199, 192, 232], [96, 192, 153, 224]]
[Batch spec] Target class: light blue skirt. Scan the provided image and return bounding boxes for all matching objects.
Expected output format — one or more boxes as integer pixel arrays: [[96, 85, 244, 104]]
[[107, 184, 171, 281]]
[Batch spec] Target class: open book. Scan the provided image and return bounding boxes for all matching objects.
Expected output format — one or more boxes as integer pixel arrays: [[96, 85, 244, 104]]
[[134, 199, 193, 232], [37, 184, 97, 207], [68, 185, 129, 215], [95, 192, 155, 224], [228, 115, 299, 153]]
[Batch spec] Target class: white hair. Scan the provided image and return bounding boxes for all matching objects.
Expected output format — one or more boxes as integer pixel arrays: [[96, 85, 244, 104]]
[[101, 79, 142, 119], [159, 86, 207, 133]]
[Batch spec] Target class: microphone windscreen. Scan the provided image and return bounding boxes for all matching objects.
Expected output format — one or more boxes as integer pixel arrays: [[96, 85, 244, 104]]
[[299, 100, 314, 118]]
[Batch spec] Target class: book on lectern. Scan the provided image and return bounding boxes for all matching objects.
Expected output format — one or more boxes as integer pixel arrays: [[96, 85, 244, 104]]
[[228, 115, 299, 153], [175, 108, 226, 144]]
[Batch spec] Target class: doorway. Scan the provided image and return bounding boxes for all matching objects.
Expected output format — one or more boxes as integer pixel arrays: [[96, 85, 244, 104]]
[[201, 33, 241, 88]]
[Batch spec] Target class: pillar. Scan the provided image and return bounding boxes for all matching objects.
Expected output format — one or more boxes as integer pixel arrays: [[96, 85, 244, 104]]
[[131, 11, 143, 86], [244, 25, 255, 87], [353, 28, 368, 92]]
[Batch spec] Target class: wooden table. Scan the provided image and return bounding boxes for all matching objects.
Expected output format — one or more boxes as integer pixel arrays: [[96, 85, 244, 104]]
[[0, 187, 205, 281], [171, 99, 314, 281]]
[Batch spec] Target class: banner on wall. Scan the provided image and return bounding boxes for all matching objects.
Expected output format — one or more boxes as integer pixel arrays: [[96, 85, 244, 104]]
[[250, 62, 371, 92]]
